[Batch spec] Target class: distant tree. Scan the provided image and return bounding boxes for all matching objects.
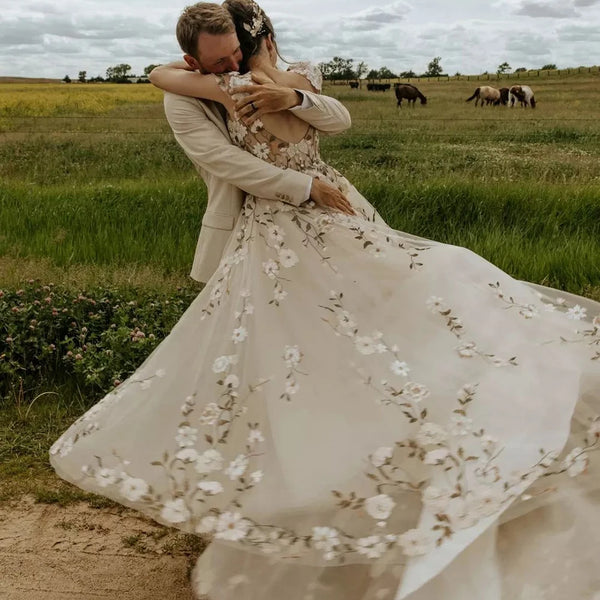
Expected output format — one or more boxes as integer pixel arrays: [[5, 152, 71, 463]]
[[144, 64, 160, 77], [106, 63, 132, 83], [541, 63, 557, 70], [353, 61, 367, 88], [515, 67, 527, 72], [62, 75, 71, 83], [377, 66, 397, 79], [318, 57, 356, 81], [400, 70, 417, 78], [454, 71, 462, 77], [78, 70, 87, 83], [366, 69, 379, 79], [497, 62, 511, 74], [88, 76, 105, 83], [425, 56, 443, 77]]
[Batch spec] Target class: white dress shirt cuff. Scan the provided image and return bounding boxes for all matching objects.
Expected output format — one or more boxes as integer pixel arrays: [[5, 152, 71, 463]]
[[289, 90, 314, 111]]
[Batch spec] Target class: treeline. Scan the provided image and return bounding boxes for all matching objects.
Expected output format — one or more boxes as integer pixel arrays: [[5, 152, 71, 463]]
[[61, 64, 160, 84], [318, 57, 577, 81], [318, 57, 446, 81]]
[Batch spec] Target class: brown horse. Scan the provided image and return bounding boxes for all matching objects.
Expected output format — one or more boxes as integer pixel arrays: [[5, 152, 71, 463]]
[[466, 86, 501, 106], [394, 83, 427, 108]]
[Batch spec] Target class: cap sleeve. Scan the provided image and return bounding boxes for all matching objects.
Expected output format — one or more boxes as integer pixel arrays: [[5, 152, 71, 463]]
[[286, 61, 322, 92]]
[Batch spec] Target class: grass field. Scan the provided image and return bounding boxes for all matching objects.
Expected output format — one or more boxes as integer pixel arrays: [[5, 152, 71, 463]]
[[1, 72, 599, 504]]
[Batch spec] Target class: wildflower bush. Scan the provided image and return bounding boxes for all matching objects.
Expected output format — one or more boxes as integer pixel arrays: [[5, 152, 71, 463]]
[[0, 279, 199, 404]]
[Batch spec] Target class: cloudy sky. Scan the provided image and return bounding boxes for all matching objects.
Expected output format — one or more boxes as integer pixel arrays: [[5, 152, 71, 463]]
[[1, 0, 599, 79]]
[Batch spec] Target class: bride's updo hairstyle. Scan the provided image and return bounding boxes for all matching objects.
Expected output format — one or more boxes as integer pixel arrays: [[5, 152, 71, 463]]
[[222, 0, 278, 72]]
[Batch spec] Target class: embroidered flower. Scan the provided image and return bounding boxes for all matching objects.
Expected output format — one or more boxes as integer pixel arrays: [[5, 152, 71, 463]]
[[371, 446, 393, 468], [355, 536, 387, 559], [337, 311, 356, 329], [120, 477, 149, 502], [279, 248, 299, 268], [566, 304, 587, 320], [95, 467, 118, 487], [176, 448, 200, 463], [456, 341, 477, 358], [232, 326, 248, 344], [161, 498, 190, 524], [416, 422, 448, 446], [283, 345, 302, 367], [196, 449, 224, 474], [365, 494, 396, 520], [197, 481, 224, 495], [196, 515, 218, 534], [424, 448, 450, 465], [248, 429, 265, 444], [402, 382, 430, 402], [562, 447, 589, 477], [397, 529, 433, 556], [355, 336, 377, 355], [390, 360, 409, 376], [252, 142, 269, 160], [426, 296, 448, 313], [175, 425, 198, 448], [263, 259, 280, 279], [312, 526, 340, 551], [199, 403, 221, 426], [225, 454, 249, 480], [215, 511, 250, 541]]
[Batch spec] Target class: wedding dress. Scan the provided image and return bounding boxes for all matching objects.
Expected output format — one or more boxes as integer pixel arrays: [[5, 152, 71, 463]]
[[50, 63, 600, 600]]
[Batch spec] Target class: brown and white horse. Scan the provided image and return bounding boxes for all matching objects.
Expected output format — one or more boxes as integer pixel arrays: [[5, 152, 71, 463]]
[[509, 85, 536, 108], [466, 86, 501, 106]]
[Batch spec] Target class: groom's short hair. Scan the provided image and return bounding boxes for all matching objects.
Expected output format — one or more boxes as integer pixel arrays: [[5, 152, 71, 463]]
[[176, 3, 236, 59]]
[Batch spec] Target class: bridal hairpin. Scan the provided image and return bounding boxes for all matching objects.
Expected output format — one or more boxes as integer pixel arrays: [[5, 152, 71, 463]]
[[243, 1, 265, 37]]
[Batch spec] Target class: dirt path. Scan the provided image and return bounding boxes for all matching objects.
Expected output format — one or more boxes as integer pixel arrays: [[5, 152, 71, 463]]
[[0, 495, 198, 599]]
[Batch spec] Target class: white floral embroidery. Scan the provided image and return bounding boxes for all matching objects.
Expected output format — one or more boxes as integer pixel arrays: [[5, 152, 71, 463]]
[[365, 494, 396, 520], [371, 446, 393, 467], [196, 449, 224, 474], [215, 512, 251, 541], [121, 477, 149, 501], [197, 481, 224, 495], [161, 498, 190, 524]]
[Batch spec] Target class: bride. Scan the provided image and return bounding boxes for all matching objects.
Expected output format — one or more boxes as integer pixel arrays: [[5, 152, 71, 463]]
[[50, 1, 600, 598]]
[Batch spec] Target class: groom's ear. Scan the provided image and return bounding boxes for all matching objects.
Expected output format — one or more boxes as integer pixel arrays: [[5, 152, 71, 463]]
[[183, 54, 201, 71]]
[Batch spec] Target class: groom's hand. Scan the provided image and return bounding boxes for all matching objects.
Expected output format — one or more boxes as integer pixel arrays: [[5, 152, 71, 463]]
[[310, 179, 356, 216], [234, 73, 303, 125]]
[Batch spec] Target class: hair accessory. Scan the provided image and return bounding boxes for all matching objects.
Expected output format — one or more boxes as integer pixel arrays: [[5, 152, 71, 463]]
[[242, 1, 266, 37]]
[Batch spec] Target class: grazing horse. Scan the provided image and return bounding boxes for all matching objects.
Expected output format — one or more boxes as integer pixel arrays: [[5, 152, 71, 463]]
[[509, 85, 536, 108], [465, 86, 501, 106], [349, 81, 359, 89], [394, 83, 427, 108]]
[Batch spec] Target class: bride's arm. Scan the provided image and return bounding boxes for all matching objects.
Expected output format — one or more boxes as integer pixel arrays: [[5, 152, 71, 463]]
[[149, 62, 234, 111]]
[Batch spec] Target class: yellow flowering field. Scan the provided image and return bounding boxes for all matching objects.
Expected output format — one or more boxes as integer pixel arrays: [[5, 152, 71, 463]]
[[0, 83, 164, 117]]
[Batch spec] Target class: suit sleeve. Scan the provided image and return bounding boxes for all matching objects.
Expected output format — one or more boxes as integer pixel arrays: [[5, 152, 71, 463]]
[[164, 93, 312, 207], [290, 91, 352, 134]]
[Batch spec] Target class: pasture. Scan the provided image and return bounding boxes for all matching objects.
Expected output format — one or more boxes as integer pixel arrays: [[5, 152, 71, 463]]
[[1, 72, 599, 502]]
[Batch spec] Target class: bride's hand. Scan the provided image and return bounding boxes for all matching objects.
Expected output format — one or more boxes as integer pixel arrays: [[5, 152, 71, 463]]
[[234, 72, 302, 125], [310, 179, 356, 215]]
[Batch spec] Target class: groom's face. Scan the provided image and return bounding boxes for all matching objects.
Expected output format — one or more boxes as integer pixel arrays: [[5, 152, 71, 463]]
[[195, 31, 243, 74]]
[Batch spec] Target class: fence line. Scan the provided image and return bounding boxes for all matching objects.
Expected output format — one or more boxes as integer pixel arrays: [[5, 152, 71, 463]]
[[328, 65, 599, 86]]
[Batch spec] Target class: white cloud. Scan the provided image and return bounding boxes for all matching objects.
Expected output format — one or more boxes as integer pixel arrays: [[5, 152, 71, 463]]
[[0, 0, 599, 78]]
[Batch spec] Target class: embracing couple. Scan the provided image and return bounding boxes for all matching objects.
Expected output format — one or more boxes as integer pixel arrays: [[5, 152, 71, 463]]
[[49, 1, 600, 599]]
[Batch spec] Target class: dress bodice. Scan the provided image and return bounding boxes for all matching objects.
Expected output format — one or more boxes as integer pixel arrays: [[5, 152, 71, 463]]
[[217, 63, 345, 188]]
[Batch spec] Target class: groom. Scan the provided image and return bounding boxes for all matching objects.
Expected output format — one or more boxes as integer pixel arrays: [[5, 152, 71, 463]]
[[158, 2, 355, 285]]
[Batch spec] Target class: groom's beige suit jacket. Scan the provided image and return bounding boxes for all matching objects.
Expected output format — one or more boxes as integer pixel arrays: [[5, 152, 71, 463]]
[[163, 91, 352, 285]]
